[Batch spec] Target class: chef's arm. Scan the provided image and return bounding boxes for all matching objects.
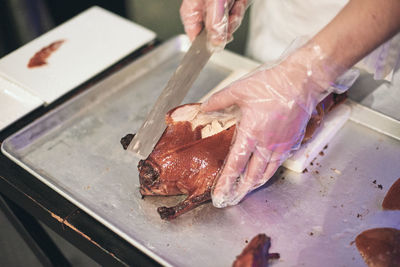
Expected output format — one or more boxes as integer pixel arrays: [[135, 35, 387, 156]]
[[309, 0, 400, 82], [202, 0, 400, 208]]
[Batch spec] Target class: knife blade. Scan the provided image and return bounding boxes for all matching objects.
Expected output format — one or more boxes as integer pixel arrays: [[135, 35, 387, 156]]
[[127, 30, 212, 159]]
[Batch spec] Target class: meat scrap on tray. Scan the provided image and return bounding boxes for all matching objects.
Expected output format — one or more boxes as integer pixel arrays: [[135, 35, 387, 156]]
[[233, 234, 280, 267], [121, 93, 346, 220]]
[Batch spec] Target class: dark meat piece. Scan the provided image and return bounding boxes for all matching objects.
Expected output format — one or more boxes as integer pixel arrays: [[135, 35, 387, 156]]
[[233, 234, 280, 267], [382, 178, 400, 210], [355, 228, 400, 267], [122, 94, 346, 220]]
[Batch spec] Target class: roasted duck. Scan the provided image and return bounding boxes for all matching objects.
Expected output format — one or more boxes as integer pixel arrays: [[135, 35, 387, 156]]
[[121, 93, 346, 220]]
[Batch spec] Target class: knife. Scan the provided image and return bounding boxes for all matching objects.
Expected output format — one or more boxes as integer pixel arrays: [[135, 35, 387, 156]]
[[127, 30, 212, 159]]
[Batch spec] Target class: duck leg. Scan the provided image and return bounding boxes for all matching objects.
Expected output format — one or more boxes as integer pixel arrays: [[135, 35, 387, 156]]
[[157, 190, 211, 220]]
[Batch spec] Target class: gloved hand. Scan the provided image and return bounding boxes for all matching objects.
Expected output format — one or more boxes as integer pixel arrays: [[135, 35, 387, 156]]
[[202, 41, 345, 208], [180, 0, 249, 51]]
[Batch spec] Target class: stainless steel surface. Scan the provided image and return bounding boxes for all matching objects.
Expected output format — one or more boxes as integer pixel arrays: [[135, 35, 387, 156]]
[[128, 30, 212, 159], [2, 35, 400, 267], [348, 99, 400, 141], [348, 70, 400, 121]]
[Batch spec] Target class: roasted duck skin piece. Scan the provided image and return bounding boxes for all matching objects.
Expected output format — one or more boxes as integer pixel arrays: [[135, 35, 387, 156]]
[[355, 228, 400, 267], [121, 94, 346, 220], [28, 40, 65, 68], [233, 234, 280, 267], [382, 178, 400, 210]]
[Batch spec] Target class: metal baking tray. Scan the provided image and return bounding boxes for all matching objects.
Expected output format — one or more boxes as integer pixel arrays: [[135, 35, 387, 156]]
[[2, 36, 400, 267]]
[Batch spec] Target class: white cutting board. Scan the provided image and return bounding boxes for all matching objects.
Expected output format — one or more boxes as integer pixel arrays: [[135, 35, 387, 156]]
[[201, 70, 351, 173], [0, 77, 43, 131], [0, 6, 155, 131], [0, 6, 155, 105]]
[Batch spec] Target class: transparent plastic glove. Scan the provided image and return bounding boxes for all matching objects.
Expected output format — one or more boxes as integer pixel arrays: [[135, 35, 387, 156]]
[[180, 0, 249, 51], [202, 42, 344, 208]]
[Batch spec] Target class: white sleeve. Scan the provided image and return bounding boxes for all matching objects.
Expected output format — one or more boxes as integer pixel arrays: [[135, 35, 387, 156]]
[[355, 32, 400, 82]]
